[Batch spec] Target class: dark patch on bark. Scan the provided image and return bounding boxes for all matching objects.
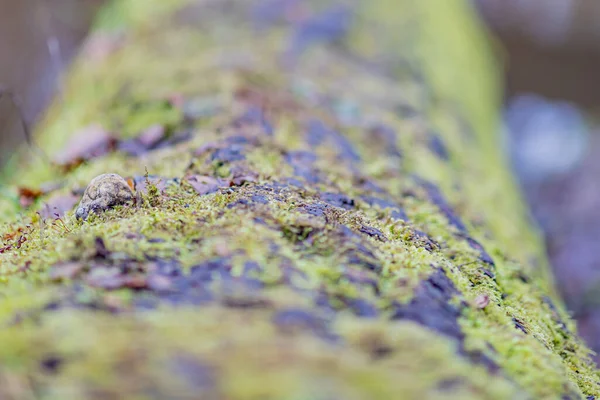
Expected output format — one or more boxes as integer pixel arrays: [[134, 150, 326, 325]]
[[285, 150, 322, 184], [253, 182, 297, 202], [358, 178, 386, 194], [391, 267, 500, 374], [298, 202, 328, 218], [210, 146, 246, 163], [416, 177, 467, 233], [513, 317, 528, 334], [272, 308, 337, 342], [360, 195, 408, 221], [331, 130, 361, 162], [396, 103, 419, 118], [306, 119, 330, 147], [343, 266, 379, 294], [436, 378, 463, 390], [319, 192, 355, 209], [428, 132, 449, 161], [391, 268, 462, 337], [252, 0, 300, 29], [517, 271, 532, 284], [466, 350, 499, 373], [287, 4, 353, 58], [542, 296, 571, 335], [305, 119, 360, 162], [154, 258, 183, 277], [226, 198, 251, 209], [251, 194, 269, 204], [391, 209, 408, 221], [344, 298, 379, 318], [359, 226, 388, 242], [222, 296, 271, 309], [189, 258, 234, 282], [40, 355, 64, 374], [462, 236, 495, 266], [360, 196, 398, 210], [118, 125, 166, 156], [169, 355, 217, 392], [479, 267, 496, 280], [343, 240, 381, 273], [410, 229, 440, 252], [281, 223, 321, 245], [154, 129, 194, 150], [366, 341, 394, 360], [94, 237, 110, 259], [46, 257, 267, 311], [369, 124, 402, 158], [278, 259, 310, 289], [225, 135, 251, 145], [243, 261, 262, 276], [234, 106, 274, 136]]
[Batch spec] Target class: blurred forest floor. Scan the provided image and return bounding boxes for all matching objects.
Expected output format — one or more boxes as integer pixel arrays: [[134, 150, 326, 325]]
[[3, 0, 600, 363], [0, 0, 104, 162]]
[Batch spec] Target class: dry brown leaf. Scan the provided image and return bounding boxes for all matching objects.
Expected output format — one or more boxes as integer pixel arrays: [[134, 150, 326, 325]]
[[186, 175, 227, 195], [474, 294, 490, 309], [49, 262, 85, 281], [118, 124, 167, 156], [54, 124, 116, 167], [38, 193, 79, 219]]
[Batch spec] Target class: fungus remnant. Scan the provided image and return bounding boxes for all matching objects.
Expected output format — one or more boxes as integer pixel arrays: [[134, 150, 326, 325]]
[[75, 173, 134, 220]]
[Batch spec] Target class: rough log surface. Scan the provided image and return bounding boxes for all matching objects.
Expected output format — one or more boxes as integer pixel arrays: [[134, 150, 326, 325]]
[[0, 0, 598, 398]]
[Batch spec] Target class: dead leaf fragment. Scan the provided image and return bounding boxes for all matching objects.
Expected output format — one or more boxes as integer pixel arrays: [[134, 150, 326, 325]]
[[132, 175, 171, 194], [147, 274, 172, 292], [230, 166, 259, 186], [18, 187, 43, 208], [54, 124, 116, 167], [85, 267, 125, 290], [94, 237, 110, 259], [38, 193, 79, 219], [122, 274, 148, 289], [118, 124, 167, 156], [193, 142, 220, 157], [49, 262, 85, 281], [186, 175, 228, 195], [474, 294, 490, 309]]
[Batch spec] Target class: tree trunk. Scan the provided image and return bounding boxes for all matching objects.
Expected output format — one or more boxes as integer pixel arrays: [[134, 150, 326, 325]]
[[0, 0, 598, 398]]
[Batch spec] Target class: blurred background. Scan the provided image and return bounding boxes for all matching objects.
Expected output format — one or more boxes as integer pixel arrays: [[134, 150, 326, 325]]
[[2, 0, 600, 363], [474, 0, 600, 364], [0, 0, 104, 159]]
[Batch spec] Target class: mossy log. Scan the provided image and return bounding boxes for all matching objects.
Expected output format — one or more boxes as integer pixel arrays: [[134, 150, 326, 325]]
[[0, 0, 598, 398]]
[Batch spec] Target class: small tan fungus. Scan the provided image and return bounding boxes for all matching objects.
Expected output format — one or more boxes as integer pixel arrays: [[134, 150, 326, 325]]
[[76, 173, 134, 220]]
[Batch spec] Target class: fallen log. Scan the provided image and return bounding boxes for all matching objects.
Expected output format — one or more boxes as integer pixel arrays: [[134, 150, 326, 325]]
[[0, 0, 598, 398]]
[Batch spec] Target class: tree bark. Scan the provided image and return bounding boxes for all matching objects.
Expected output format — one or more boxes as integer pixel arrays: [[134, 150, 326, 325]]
[[0, 0, 598, 398]]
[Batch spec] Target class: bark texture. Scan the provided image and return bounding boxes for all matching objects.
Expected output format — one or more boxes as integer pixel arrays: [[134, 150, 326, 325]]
[[0, 0, 598, 398]]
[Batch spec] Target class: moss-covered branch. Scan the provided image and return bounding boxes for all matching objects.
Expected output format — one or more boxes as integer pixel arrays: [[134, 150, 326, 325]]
[[0, 0, 598, 398]]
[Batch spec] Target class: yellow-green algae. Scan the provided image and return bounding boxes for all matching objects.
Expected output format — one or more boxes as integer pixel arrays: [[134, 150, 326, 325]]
[[0, 0, 598, 398]]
